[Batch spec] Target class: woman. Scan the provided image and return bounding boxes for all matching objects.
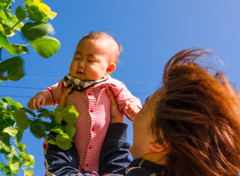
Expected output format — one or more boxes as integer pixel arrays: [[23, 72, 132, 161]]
[[45, 48, 240, 176]]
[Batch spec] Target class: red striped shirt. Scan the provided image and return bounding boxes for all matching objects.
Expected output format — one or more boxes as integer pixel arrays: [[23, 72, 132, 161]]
[[46, 77, 141, 172]]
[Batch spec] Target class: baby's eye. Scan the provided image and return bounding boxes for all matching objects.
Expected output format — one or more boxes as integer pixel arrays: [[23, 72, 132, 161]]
[[74, 57, 81, 60], [87, 59, 95, 62]]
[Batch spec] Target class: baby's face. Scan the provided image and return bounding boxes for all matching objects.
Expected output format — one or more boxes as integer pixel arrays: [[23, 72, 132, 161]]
[[70, 38, 112, 81]]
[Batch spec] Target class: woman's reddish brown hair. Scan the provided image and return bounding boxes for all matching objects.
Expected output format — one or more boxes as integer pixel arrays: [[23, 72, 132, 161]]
[[151, 48, 240, 176]]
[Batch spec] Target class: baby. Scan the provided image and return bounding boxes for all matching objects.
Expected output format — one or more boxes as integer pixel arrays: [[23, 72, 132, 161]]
[[27, 31, 141, 172]]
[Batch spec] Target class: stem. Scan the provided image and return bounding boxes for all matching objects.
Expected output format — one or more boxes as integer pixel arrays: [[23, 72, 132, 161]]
[[9, 20, 22, 31]]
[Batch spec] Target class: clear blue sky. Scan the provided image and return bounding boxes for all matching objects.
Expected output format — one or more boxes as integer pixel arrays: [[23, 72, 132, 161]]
[[1, 0, 240, 175]]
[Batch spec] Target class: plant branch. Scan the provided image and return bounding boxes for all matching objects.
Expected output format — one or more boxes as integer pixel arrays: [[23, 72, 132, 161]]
[[9, 20, 23, 31]]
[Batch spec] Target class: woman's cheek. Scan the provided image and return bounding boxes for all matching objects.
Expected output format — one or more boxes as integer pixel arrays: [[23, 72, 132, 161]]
[[129, 145, 136, 159]]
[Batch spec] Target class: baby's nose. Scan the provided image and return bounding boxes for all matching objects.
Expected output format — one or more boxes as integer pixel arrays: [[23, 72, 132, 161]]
[[78, 60, 85, 67]]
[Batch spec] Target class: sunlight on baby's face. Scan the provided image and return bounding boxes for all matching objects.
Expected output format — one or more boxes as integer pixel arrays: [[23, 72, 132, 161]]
[[69, 38, 112, 81]]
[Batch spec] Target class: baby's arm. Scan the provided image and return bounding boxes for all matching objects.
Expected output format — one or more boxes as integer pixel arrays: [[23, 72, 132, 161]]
[[27, 80, 63, 111], [27, 90, 54, 111], [110, 81, 142, 121]]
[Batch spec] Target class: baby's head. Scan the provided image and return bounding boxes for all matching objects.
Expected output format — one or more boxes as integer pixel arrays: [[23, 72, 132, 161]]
[[69, 31, 122, 81]]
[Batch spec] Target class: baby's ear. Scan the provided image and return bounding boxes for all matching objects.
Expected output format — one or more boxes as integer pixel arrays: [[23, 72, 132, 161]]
[[149, 142, 169, 153], [106, 63, 116, 75]]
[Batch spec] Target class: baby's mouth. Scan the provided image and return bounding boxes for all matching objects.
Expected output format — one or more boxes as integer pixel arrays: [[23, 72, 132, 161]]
[[77, 71, 84, 75]]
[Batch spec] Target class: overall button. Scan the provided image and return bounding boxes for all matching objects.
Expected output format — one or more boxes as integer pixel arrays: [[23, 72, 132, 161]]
[[90, 110, 94, 113], [89, 146, 92, 149]]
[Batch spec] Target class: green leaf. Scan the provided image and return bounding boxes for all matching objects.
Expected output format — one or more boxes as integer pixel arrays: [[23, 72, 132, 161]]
[[62, 105, 79, 124], [6, 148, 18, 160], [0, 98, 8, 111], [0, 31, 18, 55], [46, 139, 56, 145], [4, 97, 23, 108], [7, 15, 24, 32], [0, 9, 7, 25], [24, 169, 34, 176], [21, 22, 54, 41], [3, 113, 15, 126], [22, 108, 36, 117], [1, 11, 24, 35], [3, 127, 18, 137], [37, 2, 57, 20], [30, 119, 49, 138], [50, 125, 64, 134], [0, 133, 10, 146], [0, 119, 9, 133], [27, 5, 48, 22], [16, 142, 26, 152], [9, 155, 21, 174], [1, 165, 10, 175], [13, 109, 30, 130], [37, 109, 52, 118], [64, 124, 76, 139], [16, 6, 26, 21], [54, 109, 64, 124], [30, 36, 60, 58], [45, 134, 56, 144], [21, 151, 35, 168], [12, 44, 28, 54], [55, 133, 72, 150], [0, 141, 11, 155], [0, 56, 25, 81], [26, 1, 57, 22], [16, 129, 23, 142]]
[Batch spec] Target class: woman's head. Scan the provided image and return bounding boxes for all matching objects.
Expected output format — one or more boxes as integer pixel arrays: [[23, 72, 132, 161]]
[[150, 48, 240, 176]]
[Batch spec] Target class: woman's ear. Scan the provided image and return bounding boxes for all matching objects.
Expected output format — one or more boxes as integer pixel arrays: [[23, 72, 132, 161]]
[[106, 63, 116, 75], [149, 142, 169, 153]]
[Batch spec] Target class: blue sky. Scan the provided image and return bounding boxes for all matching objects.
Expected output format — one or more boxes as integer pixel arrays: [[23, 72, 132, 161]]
[[1, 0, 240, 175]]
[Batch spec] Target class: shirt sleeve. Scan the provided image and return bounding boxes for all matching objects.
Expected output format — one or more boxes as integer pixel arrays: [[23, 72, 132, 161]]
[[45, 79, 64, 105], [110, 82, 142, 120], [99, 123, 131, 175]]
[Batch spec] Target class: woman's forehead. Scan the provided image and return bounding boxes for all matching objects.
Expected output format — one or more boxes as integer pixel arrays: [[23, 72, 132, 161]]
[[146, 87, 166, 105]]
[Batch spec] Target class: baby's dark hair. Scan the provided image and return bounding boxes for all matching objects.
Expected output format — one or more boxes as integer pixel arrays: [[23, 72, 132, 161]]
[[81, 31, 122, 63]]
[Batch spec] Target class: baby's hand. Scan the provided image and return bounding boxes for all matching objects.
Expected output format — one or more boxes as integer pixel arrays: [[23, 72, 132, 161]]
[[27, 92, 47, 112], [123, 101, 140, 121]]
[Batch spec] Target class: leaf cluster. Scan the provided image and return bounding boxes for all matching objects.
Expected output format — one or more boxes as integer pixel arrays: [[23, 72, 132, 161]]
[[0, 1, 61, 175], [0, 97, 34, 176], [0, 0, 60, 81], [29, 105, 79, 150], [0, 97, 79, 175]]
